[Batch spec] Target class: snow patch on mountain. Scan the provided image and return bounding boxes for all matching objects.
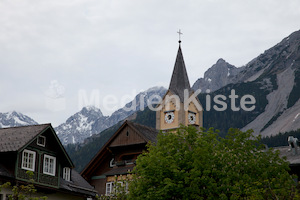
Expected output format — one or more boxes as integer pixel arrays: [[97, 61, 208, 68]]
[[293, 113, 300, 122], [0, 111, 38, 128], [55, 106, 107, 145], [55, 86, 167, 145]]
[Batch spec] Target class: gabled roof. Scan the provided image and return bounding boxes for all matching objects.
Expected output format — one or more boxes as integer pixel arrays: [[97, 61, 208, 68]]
[[81, 120, 158, 177], [127, 121, 158, 143], [168, 44, 192, 102], [0, 124, 73, 167], [0, 124, 50, 152]]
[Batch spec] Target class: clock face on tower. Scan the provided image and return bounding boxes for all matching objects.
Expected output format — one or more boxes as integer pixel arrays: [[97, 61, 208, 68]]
[[164, 112, 175, 124], [188, 112, 196, 124]]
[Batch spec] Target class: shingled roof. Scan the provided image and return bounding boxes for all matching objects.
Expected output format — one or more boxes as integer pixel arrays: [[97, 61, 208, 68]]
[[127, 121, 158, 143], [60, 169, 96, 196], [274, 146, 300, 166], [168, 44, 192, 102], [0, 124, 50, 152]]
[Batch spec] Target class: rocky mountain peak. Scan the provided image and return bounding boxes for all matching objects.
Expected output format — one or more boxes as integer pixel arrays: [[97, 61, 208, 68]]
[[0, 111, 38, 128], [192, 58, 243, 92], [216, 58, 226, 64], [234, 29, 300, 83], [81, 106, 103, 117]]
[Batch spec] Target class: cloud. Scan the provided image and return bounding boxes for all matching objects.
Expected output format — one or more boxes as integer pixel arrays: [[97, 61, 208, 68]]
[[1, 0, 300, 126]]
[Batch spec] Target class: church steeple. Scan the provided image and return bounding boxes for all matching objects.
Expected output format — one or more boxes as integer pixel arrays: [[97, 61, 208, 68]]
[[168, 43, 191, 102], [156, 33, 203, 131]]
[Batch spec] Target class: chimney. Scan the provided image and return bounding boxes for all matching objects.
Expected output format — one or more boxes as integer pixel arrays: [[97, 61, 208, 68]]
[[288, 136, 298, 155]]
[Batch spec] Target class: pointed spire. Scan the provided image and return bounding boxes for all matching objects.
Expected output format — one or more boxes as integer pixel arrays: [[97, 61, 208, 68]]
[[168, 43, 191, 102]]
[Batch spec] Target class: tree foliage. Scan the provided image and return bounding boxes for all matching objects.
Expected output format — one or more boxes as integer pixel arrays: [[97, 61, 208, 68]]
[[129, 126, 298, 199], [0, 171, 47, 200]]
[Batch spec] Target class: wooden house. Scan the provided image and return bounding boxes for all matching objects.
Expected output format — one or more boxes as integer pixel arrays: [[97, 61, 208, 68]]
[[0, 124, 96, 200], [80, 121, 158, 195]]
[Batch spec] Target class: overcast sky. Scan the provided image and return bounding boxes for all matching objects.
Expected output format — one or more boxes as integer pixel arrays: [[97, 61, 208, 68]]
[[0, 0, 300, 126]]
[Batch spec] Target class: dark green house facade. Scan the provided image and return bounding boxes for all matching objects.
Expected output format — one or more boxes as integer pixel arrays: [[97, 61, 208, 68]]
[[0, 124, 96, 200]]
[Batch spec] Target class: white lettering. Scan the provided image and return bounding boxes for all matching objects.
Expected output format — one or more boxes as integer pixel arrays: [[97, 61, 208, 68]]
[[213, 95, 227, 111], [241, 95, 256, 111]]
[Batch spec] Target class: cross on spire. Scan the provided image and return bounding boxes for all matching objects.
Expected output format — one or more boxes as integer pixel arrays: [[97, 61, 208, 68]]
[[177, 29, 183, 43]]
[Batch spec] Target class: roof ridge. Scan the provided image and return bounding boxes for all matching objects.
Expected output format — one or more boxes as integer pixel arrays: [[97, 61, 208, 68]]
[[0, 123, 51, 130], [127, 121, 157, 132]]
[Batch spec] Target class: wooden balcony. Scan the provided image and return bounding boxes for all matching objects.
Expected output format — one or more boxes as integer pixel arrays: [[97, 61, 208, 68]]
[[17, 168, 59, 188]]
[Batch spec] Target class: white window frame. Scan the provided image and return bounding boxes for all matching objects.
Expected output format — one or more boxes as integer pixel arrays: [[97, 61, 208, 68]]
[[37, 136, 46, 147], [21, 149, 36, 171], [106, 182, 114, 196], [43, 154, 56, 176], [63, 167, 71, 181]]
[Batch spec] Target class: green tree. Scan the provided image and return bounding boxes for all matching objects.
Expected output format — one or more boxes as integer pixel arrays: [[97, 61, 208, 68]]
[[129, 126, 298, 199]]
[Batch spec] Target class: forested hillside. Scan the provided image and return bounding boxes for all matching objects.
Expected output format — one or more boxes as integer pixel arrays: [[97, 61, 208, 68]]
[[261, 129, 300, 147]]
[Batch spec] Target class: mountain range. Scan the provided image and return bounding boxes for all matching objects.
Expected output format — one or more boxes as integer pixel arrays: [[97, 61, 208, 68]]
[[1, 29, 300, 147], [55, 86, 167, 145]]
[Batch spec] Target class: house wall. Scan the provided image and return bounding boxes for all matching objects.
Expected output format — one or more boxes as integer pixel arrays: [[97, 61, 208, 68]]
[[110, 126, 145, 147], [44, 192, 86, 200], [15, 128, 74, 189], [0, 186, 85, 200], [0, 152, 16, 175], [17, 147, 60, 188], [87, 152, 111, 195], [90, 178, 106, 195], [88, 143, 146, 196], [82, 122, 154, 196], [92, 154, 111, 178], [111, 144, 145, 162]]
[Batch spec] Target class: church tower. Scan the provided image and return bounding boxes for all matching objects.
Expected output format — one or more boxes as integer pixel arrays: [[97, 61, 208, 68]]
[[156, 38, 203, 132]]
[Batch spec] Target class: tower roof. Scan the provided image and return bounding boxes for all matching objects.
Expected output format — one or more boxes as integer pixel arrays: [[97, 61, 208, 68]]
[[168, 44, 192, 102]]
